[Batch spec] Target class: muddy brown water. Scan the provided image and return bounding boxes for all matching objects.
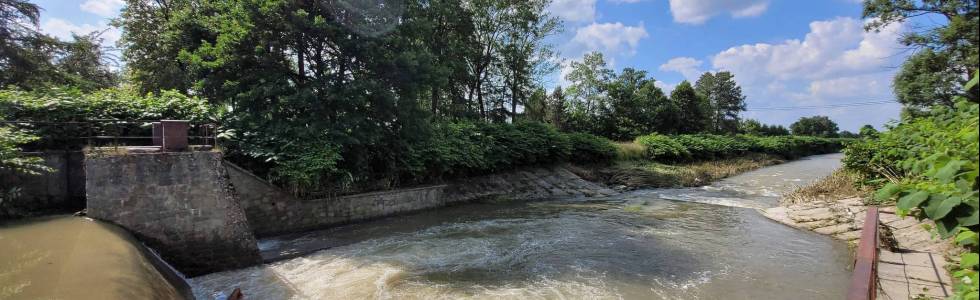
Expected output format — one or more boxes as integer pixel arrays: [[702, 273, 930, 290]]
[[191, 153, 851, 300], [0, 215, 184, 300]]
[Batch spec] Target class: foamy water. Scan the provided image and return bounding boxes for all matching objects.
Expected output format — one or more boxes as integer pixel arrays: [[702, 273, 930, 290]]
[[192, 154, 850, 299]]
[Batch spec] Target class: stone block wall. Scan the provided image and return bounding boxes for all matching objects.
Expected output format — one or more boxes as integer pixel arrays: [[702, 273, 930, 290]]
[[0, 151, 86, 218], [225, 161, 448, 237], [85, 151, 261, 276], [227, 162, 616, 238]]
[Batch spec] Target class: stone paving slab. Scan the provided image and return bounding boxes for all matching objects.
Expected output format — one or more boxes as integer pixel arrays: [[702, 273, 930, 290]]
[[876, 249, 951, 300]]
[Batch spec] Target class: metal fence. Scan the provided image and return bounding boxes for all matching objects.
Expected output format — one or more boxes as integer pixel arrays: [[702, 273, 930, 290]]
[[0, 120, 217, 151]]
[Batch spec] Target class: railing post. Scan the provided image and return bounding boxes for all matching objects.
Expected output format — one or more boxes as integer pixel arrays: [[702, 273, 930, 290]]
[[847, 206, 879, 300]]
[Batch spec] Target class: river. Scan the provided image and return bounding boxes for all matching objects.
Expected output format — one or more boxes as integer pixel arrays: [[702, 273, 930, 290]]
[[190, 153, 851, 299]]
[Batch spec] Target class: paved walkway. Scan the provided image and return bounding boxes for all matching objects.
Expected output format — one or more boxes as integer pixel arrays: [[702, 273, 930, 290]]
[[762, 200, 952, 300], [876, 209, 952, 300]]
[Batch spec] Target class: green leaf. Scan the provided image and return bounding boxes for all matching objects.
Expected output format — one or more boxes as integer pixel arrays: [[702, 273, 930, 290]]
[[961, 253, 979, 269], [930, 196, 962, 219], [934, 159, 966, 183], [956, 230, 979, 246], [957, 208, 980, 227], [897, 191, 930, 210], [875, 183, 902, 202]]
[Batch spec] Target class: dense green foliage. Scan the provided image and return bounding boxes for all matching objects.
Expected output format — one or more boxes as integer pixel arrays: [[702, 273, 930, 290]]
[[0, 0, 117, 90], [0, 87, 215, 149], [844, 72, 978, 300], [790, 116, 840, 137], [635, 133, 846, 162], [694, 71, 747, 134], [740, 119, 791, 136], [0, 126, 50, 216], [246, 121, 616, 195], [549, 52, 746, 140], [864, 0, 979, 109]]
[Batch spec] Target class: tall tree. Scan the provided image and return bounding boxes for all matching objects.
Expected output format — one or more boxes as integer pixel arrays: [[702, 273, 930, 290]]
[[863, 0, 979, 107], [694, 71, 746, 134], [1, 0, 116, 90], [498, 0, 559, 122], [671, 80, 710, 134], [564, 51, 614, 131]]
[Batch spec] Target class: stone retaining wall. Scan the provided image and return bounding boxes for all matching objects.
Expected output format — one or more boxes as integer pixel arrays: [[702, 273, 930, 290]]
[[85, 151, 262, 276], [0, 151, 85, 218], [228, 162, 617, 237]]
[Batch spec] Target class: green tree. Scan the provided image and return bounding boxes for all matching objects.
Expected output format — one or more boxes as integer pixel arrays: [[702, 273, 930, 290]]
[[671, 81, 710, 134], [694, 71, 746, 134], [859, 124, 879, 138], [115, 0, 197, 93], [863, 0, 979, 106], [1, 0, 117, 90], [565, 51, 614, 121], [893, 49, 963, 108], [790, 116, 840, 137]]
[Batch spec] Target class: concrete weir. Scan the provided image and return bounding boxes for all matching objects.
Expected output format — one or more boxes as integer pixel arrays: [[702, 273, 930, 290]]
[[84, 149, 617, 276], [84, 151, 262, 276]]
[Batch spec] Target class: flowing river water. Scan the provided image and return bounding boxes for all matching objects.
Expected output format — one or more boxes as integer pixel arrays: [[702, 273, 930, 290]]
[[191, 153, 852, 300]]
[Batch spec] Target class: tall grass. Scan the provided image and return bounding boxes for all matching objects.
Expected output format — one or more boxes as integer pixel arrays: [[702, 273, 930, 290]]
[[614, 142, 646, 161]]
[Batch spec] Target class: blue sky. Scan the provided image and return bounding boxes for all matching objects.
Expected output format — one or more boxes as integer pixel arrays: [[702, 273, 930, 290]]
[[34, 0, 911, 131]]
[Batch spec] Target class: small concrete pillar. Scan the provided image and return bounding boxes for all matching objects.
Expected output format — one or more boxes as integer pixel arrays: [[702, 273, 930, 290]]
[[160, 120, 189, 151], [151, 122, 162, 146]]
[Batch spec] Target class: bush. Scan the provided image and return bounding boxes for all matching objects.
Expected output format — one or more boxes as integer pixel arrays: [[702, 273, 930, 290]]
[[566, 132, 617, 163], [0, 87, 218, 149], [634, 133, 690, 161], [634, 133, 845, 162], [843, 72, 978, 299]]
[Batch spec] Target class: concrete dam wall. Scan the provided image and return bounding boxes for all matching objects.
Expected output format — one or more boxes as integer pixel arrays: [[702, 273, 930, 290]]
[[84, 151, 616, 275], [85, 151, 262, 276]]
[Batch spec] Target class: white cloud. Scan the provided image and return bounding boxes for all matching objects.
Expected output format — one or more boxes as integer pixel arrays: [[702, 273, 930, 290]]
[[42, 18, 121, 47], [548, 0, 596, 22], [667, 0, 769, 24], [659, 57, 703, 81], [570, 22, 648, 57], [654, 80, 676, 94], [711, 17, 903, 84], [703, 17, 907, 131], [80, 0, 125, 17]]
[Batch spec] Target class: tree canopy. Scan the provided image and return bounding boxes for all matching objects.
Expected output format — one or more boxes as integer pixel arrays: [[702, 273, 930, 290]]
[[790, 116, 840, 137]]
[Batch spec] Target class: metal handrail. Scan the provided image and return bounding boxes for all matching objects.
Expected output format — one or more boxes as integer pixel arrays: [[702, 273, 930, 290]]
[[847, 207, 879, 300], [0, 120, 218, 148]]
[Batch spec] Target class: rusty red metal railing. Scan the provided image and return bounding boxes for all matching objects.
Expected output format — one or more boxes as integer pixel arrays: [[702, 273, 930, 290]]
[[847, 206, 879, 300]]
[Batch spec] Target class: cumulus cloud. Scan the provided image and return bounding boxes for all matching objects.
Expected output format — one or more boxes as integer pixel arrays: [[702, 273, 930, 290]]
[[80, 0, 125, 17], [711, 17, 903, 84], [704, 17, 907, 130], [42, 18, 121, 46], [570, 22, 648, 57], [548, 0, 597, 22], [659, 57, 703, 81], [668, 0, 769, 24]]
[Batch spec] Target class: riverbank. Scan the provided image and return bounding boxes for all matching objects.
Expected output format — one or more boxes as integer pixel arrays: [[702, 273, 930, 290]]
[[571, 153, 785, 190], [761, 170, 955, 299]]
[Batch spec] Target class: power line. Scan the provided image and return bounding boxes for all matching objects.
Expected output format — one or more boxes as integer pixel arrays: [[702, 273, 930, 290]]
[[745, 100, 898, 111]]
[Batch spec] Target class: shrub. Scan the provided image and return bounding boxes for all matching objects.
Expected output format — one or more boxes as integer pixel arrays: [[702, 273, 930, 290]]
[[844, 72, 978, 299], [634, 133, 690, 161], [0, 87, 218, 149], [566, 132, 617, 163]]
